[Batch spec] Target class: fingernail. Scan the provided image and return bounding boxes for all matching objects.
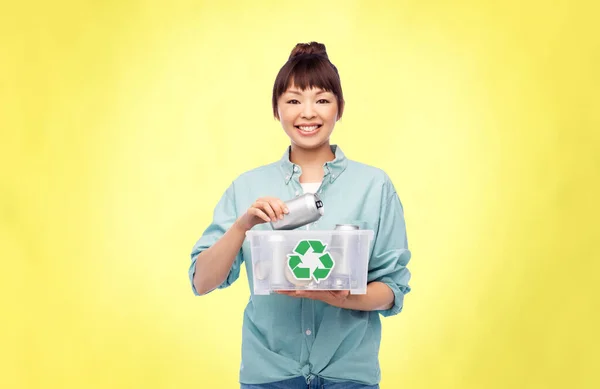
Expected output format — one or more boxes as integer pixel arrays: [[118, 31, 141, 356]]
[[279, 214, 283, 219]]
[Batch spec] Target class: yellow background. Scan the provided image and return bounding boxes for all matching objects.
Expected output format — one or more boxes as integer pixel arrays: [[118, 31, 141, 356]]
[[1, 1, 598, 388]]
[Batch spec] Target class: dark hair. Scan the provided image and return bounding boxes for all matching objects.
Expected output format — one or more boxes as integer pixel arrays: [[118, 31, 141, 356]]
[[272, 42, 345, 120]]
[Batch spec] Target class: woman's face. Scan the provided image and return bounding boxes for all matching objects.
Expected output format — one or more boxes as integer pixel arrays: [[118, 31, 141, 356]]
[[277, 85, 339, 150]]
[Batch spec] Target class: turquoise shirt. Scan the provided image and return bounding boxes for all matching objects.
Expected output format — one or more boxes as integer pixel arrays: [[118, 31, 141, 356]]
[[189, 145, 412, 385]]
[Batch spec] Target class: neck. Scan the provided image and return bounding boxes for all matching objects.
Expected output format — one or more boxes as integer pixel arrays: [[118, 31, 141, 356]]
[[289, 142, 335, 168]]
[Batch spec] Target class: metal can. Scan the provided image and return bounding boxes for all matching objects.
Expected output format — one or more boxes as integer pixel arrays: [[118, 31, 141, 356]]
[[284, 260, 313, 288], [265, 234, 312, 288], [330, 224, 360, 288], [334, 224, 360, 231], [270, 193, 324, 230], [267, 234, 286, 287]]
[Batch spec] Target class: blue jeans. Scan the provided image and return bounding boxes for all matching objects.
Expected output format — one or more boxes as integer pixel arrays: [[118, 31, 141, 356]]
[[240, 375, 379, 389]]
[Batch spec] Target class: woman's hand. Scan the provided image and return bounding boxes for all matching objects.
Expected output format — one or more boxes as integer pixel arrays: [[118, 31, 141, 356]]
[[276, 290, 350, 308], [235, 196, 289, 232]]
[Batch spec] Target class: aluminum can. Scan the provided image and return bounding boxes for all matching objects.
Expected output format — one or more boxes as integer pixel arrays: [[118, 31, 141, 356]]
[[267, 234, 286, 287], [285, 260, 313, 287], [334, 224, 360, 231], [264, 234, 312, 288], [330, 224, 360, 288], [270, 193, 324, 230]]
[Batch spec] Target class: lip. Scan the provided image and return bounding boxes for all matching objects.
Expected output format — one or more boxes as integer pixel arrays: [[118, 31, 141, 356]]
[[295, 124, 322, 136]]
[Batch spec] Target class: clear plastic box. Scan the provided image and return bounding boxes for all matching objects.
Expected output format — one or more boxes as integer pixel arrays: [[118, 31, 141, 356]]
[[246, 229, 374, 295]]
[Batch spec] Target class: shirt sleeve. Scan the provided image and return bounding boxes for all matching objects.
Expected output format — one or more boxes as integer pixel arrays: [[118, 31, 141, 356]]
[[188, 182, 244, 296], [367, 179, 412, 317]]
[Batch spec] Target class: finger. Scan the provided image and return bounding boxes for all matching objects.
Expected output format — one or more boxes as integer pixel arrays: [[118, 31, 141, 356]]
[[250, 208, 271, 223], [332, 291, 350, 300], [257, 201, 277, 222], [278, 199, 289, 214], [267, 199, 285, 220], [331, 290, 349, 297]]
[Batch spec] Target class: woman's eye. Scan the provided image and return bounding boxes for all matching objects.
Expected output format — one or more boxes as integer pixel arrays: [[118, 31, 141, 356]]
[[286, 99, 329, 104]]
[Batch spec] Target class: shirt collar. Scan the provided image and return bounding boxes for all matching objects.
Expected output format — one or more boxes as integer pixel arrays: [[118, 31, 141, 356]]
[[279, 144, 348, 185]]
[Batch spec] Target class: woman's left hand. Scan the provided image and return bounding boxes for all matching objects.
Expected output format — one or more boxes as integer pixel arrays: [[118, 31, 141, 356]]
[[275, 290, 350, 308]]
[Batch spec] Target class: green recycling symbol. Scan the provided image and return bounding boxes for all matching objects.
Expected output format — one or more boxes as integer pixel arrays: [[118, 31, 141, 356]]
[[287, 239, 335, 282]]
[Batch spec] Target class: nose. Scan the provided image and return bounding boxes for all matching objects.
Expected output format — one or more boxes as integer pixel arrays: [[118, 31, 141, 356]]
[[301, 102, 316, 119]]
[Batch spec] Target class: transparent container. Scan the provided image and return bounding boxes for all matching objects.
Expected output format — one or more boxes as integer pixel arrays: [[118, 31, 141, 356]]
[[246, 229, 374, 295]]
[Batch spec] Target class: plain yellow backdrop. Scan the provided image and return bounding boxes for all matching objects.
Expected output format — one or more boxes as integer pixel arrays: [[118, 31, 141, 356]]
[[1, 1, 598, 388]]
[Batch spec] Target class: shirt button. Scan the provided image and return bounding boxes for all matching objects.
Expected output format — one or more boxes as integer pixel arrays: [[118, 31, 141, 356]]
[[332, 174, 336, 178], [305, 329, 312, 336], [285, 175, 290, 180], [293, 166, 299, 172]]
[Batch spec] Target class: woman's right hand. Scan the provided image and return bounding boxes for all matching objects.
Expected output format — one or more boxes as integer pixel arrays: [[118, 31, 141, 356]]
[[235, 197, 289, 232]]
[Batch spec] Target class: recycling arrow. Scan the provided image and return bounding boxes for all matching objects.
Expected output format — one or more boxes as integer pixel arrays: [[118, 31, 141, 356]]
[[287, 239, 335, 283]]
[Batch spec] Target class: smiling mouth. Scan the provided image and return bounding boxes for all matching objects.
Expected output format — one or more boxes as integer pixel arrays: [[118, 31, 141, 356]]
[[295, 124, 322, 133]]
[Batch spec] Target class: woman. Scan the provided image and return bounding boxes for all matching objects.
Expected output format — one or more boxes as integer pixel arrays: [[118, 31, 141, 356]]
[[189, 42, 412, 389]]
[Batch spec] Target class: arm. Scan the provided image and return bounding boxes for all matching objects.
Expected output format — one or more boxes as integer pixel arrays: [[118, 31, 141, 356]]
[[366, 179, 412, 317], [341, 281, 394, 311], [190, 184, 288, 296], [278, 281, 395, 310], [192, 220, 248, 295]]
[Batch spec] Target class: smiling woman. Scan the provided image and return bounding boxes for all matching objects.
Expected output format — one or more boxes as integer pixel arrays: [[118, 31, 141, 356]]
[[272, 43, 345, 152], [279, 86, 338, 140], [189, 41, 411, 389]]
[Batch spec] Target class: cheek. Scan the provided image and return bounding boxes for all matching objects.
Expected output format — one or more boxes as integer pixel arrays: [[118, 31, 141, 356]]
[[279, 108, 297, 124], [324, 106, 339, 122], [280, 114, 297, 132], [282, 114, 295, 127]]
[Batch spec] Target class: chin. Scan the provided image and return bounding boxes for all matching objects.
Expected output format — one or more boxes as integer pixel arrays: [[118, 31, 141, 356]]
[[290, 135, 324, 147], [287, 131, 331, 149]]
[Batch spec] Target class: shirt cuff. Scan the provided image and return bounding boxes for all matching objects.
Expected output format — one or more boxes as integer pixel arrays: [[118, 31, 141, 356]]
[[377, 276, 409, 317]]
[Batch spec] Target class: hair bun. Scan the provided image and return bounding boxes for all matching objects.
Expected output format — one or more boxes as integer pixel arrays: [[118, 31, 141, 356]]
[[289, 42, 328, 60]]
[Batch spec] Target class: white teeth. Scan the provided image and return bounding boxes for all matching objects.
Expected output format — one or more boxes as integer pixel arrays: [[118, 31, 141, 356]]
[[298, 125, 319, 132]]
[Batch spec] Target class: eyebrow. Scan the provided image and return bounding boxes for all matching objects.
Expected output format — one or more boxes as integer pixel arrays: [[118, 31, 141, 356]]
[[286, 90, 330, 95]]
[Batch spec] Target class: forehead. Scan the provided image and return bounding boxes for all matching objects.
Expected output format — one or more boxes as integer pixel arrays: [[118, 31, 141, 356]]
[[283, 87, 333, 95]]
